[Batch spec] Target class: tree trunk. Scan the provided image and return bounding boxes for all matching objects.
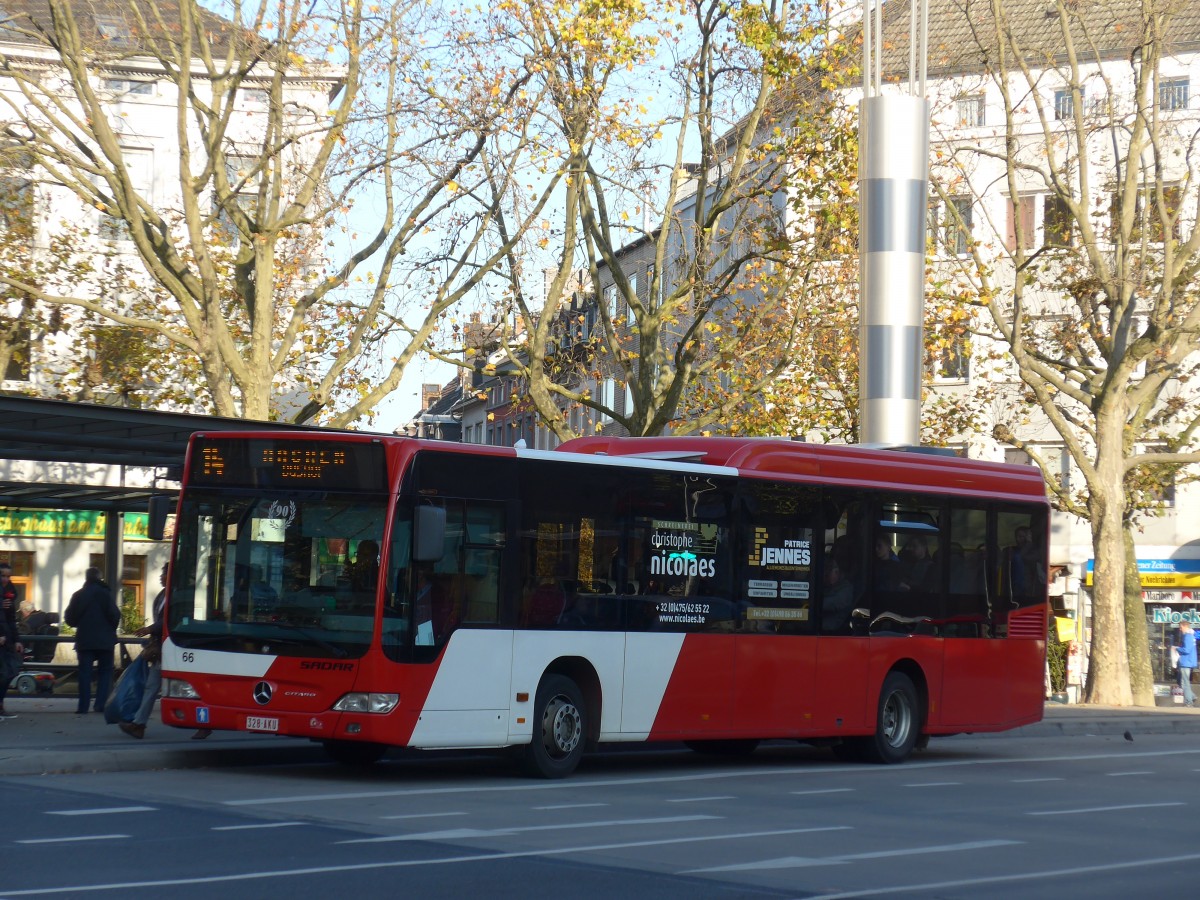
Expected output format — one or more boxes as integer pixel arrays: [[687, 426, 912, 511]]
[[1123, 527, 1155, 706], [1083, 483, 1133, 705]]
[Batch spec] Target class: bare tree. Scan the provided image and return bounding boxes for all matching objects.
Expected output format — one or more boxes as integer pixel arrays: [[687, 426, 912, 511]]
[[0, 0, 540, 423], [930, 0, 1200, 705], [471, 0, 859, 440]]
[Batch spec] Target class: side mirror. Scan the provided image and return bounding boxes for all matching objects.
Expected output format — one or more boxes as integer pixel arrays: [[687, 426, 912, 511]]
[[413, 505, 446, 563], [147, 494, 172, 541]]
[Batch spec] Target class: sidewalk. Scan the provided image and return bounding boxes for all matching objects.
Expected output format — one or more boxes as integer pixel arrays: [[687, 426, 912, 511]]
[[0, 695, 1198, 777], [0, 696, 320, 776]]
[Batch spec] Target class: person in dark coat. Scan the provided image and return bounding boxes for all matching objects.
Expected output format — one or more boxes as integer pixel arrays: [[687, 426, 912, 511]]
[[0, 562, 24, 719], [64, 567, 120, 715]]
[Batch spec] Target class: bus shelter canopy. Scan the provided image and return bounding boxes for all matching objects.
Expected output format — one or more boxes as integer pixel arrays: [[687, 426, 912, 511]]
[[0, 395, 363, 513]]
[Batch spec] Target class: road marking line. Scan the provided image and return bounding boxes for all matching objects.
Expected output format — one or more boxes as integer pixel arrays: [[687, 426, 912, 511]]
[[531, 803, 608, 811], [0, 826, 853, 895], [212, 823, 305, 831], [1106, 771, 1153, 776], [380, 811, 468, 821], [665, 795, 735, 803], [686, 839, 1022, 872], [791, 788, 855, 795], [1029, 801, 1184, 816], [47, 807, 155, 816], [810, 850, 1200, 898], [222, 748, 1200, 807], [338, 814, 718, 844], [16, 834, 129, 845]]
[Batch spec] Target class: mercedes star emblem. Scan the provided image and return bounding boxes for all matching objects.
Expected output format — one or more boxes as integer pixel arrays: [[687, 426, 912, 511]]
[[253, 681, 273, 705]]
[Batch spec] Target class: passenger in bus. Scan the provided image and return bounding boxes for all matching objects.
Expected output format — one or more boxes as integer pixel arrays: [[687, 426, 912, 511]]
[[522, 577, 565, 627], [873, 536, 902, 591], [558, 592, 594, 629], [232, 564, 278, 614], [1005, 526, 1045, 597], [348, 540, 380, 593], [820, 556, 855, 634], [898, 536, 934, 591], [413, 566, 435, 645]]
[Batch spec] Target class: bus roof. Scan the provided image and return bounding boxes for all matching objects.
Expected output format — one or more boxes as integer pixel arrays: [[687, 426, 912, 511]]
[[555, 435, 1048, 504], [186, 431, 1048, 505]]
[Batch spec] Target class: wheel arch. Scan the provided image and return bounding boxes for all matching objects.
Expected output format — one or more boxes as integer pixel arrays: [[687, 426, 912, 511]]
[[886, 657, 929, 733], [541, 656, 602, 746]]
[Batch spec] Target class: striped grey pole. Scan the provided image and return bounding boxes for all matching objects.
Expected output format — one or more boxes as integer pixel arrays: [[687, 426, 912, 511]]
[[858, 0, 929, 447]]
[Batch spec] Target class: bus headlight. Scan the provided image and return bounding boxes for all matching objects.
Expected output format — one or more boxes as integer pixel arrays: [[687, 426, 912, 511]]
[[333, 693, 399, 714], [164, 679, 200, 699]]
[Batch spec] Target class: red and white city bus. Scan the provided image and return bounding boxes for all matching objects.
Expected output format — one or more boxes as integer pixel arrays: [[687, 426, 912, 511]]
[[160, 432, 1049, 777]]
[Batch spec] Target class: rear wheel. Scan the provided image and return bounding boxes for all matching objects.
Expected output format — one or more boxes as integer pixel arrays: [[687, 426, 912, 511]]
[[14, 673, 37, 695], [323, 740, 388, 767], [863, 671, 920, 764], [523, 675, 586, 778]]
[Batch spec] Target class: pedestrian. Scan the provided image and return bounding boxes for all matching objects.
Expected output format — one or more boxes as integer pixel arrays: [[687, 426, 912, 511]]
[[0, 562, 24, 720], [64, 567, 120, 715], [120, 563, 167, 739], [1177, 620, 1198, 708]]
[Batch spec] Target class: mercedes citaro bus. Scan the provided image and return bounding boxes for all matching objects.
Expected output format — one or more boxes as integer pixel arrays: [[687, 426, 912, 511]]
[[159, 433, 1048, 777]]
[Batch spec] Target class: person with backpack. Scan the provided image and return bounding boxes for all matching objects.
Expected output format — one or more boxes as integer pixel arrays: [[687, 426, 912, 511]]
[[119, 563, 167, 739], [65, 568, 120, 715]]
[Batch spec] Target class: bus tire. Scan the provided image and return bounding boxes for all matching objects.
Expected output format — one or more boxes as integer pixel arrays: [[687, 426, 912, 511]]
[[685, 739, 760, 757], [523, 675, 586, 779], [323, 740, 388, 767], [863, 671, 919, 764]]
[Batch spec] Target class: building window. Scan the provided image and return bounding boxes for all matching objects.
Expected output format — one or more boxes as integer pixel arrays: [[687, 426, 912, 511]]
[[1043, 195, 1073, 248], [1005, 195, 1035, 253], [1123, 184, 1182, 244], [932, 197, 973, 256], [1053, 88, 1080, 120], [0, 174, 34, 254], [1159, 77, 1189, 112], [956, 94, 985, 127], [240, 88, 270, 106], [931, 329, 969, 382], [93, 15, 132, 46], [215, 157, 259, 246], [98, 147, 153, 243], [101, 78, 153, 96], [603, 283, 620, 320]]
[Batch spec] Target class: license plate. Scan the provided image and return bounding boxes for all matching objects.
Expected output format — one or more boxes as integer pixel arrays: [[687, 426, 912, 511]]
[[246, 716, 279, 732]]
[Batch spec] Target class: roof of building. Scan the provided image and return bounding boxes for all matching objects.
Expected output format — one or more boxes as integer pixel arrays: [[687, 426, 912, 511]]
[[0, 0, 341, 87], [867, 0, 1200, 81]]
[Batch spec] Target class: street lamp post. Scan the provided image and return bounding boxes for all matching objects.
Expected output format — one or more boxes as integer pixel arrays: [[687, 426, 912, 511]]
[[858, 0, 930, 447]]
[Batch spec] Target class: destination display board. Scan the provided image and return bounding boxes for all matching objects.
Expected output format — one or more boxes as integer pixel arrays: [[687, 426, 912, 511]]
[[188, 438, 387, 491]]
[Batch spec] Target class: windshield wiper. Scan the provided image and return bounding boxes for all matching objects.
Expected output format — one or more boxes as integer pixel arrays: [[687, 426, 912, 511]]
[[265, 623, 349, 658]]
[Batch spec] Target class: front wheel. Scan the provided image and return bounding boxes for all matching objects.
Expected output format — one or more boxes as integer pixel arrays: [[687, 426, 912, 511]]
[[323, 740, 388, 767], [523, 675, 586, 778], [863, 671, 920, 764]]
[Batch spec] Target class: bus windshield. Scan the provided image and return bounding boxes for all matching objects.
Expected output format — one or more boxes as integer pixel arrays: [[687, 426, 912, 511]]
[[167, 490, 387, 658]]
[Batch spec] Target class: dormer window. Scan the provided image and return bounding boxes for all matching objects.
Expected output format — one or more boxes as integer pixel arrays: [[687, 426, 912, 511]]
[[93, 15, 131, 45]]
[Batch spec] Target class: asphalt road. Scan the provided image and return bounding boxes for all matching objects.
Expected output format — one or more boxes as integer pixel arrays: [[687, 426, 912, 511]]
[[3, 728, 1199, 899]]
